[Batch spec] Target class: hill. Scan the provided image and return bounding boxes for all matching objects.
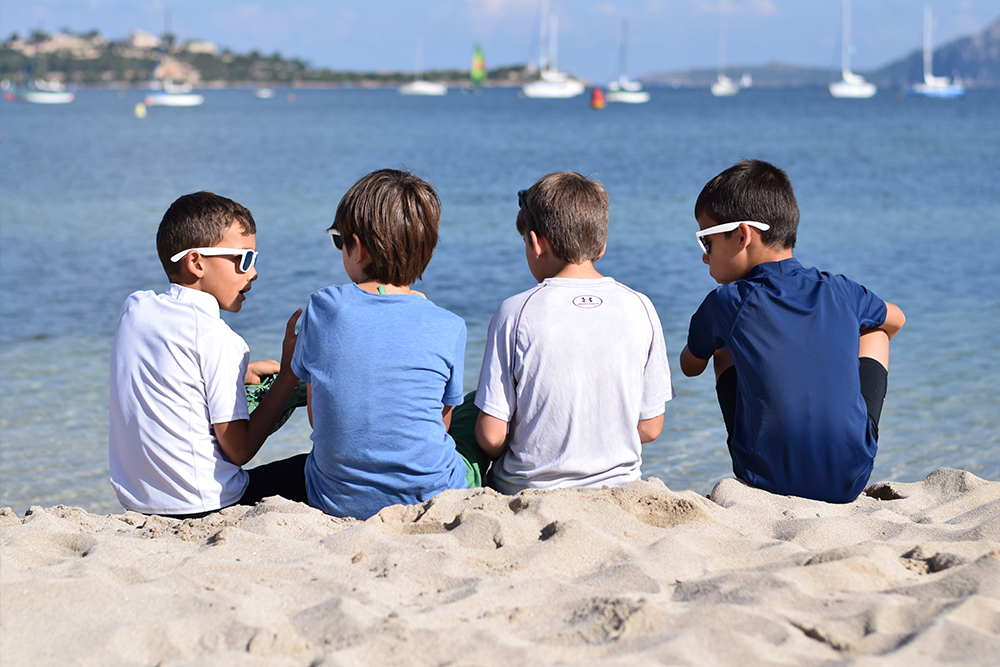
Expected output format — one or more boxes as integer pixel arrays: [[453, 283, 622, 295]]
[[642, 16, 1000, 90], [0, 29, 526, 88]]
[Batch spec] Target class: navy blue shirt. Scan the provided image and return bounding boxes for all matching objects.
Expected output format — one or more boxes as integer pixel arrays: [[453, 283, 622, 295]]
[[687, 258, 887, 503]]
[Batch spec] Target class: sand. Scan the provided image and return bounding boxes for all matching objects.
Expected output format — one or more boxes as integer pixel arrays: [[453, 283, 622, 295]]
[[1, 467, 998, 666]]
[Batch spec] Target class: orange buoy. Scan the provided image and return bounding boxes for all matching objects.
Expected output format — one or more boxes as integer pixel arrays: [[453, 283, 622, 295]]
[[590, 88, 606, 109]]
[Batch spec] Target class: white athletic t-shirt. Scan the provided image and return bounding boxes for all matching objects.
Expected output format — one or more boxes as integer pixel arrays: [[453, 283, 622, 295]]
[[109, 284, 250, 514], [476, 277, 674, 494]]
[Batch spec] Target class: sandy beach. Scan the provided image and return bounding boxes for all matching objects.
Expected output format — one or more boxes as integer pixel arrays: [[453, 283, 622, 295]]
[[2, 467, 998, 666]]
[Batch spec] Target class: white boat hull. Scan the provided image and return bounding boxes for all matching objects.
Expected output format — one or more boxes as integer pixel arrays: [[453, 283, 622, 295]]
[[829, 79, 876, 98], [145, 92, 205, 107], [7, 89, 76, 104], [522, 79, 585, 99], [398, 80, 447, 96], [605, 89, 649, 104], [711, 76, 739, 97]]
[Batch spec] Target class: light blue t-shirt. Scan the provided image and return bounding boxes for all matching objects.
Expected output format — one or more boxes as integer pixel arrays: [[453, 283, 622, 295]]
[[291, 284, 467, 519]]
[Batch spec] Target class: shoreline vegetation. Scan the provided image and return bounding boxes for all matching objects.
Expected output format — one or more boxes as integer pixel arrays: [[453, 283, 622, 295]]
[[3, 18, 999, 91], [1, 468, 997, 665]]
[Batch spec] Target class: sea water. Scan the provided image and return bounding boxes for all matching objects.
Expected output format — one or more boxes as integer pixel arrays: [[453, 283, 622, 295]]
[[1, 87, 998, 516]]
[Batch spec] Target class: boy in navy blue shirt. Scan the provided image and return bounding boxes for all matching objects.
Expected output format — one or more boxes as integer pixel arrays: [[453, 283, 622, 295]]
[[680, 160, 905, 503]]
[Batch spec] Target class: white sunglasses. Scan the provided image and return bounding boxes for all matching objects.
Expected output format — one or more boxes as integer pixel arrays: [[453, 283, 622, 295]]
[[169, 247, 259, 273], [696, 220, 770, 254]]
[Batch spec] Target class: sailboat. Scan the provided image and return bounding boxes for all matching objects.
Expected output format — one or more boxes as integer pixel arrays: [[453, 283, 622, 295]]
[[522, 1, 585, 99], [1, 47, 75, 104], [606, 18, 649, 103], [470, 44, 487, 89], [144, 48, 203, 107], [909, 5, 965, 98], [710, 14, 739, 97], [829, 0, 876, 98], [399, 37, 447, 96]]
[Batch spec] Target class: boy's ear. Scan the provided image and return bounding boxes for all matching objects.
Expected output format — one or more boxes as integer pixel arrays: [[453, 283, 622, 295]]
[[528, 231, 548, 259], [178, 251, 206, 281], [596, 242, 607, 261], [738, 223, 753, 251], [350, 233, 371, 267]]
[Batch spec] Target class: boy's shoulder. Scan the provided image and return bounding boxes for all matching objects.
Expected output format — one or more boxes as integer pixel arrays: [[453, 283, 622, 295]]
[[493, 276, 659, 328]]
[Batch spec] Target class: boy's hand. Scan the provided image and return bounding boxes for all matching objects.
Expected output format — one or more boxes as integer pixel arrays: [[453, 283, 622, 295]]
[[245, 360, 279, 385], [280, 309, 303, 376]]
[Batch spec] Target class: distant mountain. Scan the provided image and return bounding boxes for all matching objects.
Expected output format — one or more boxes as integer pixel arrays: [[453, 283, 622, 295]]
[[869, 16, 1000, 89], [642, 16, 1000, 90]]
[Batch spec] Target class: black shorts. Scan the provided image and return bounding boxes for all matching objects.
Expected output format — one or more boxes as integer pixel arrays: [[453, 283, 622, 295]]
[[716, 357, 889, 443]]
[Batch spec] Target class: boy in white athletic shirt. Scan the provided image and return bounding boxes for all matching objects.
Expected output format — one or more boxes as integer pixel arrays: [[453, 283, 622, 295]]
[[475, 172, 674, 494], [109, 192, 304, 518]]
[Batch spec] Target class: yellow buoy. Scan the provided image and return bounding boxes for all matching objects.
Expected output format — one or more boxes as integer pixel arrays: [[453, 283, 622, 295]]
[[134, 102, 147, 119]]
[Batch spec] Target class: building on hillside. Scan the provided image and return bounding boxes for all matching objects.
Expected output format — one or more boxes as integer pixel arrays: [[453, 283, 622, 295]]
[[182, 40, 217, 55]]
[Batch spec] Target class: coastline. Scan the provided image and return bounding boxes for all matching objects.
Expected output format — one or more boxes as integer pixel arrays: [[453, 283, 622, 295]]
[[2, 467, 997, 666]]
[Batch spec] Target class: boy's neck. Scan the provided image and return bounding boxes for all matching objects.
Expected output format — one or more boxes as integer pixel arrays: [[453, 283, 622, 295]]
[[543, 260, 604, 281]]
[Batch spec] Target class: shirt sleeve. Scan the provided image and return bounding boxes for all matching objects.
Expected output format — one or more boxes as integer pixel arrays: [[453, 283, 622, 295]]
[[200, 325, 251, 425], [443, 320, 467, 407], [851, 280, 888, 330], [475, 300, 519, 422], [686, 290, 730, 361], [639, 297, 675, 420], [290, 297, 315, 385]]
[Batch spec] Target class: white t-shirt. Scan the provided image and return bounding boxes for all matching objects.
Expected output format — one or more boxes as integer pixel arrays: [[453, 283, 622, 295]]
[[475, 277, 674, 494], [109, 283, 250, 514]]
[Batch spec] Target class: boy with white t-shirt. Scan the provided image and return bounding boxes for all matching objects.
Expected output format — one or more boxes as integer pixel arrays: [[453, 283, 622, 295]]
[[109, 192, 303, 518], [475, 172, 674, 494]]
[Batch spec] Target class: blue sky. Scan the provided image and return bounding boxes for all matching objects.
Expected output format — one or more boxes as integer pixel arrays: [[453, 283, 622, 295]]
[[4, 1, 999, 81]]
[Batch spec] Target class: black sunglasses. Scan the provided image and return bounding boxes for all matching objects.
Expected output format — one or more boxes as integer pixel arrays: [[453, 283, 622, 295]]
[[517, 189, 537, 233], [328, 228, 343, 251]]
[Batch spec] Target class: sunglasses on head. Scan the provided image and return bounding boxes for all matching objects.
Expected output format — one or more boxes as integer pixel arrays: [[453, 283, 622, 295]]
[[696, 220, 771, 255], [328, 228, 343, 251], [170, 247, 258, 273], [517, 189, 537, 233]]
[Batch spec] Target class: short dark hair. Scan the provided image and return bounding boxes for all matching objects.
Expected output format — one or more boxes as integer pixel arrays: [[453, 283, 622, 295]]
[[331, 169, 440, 287], [516, 171, 608, 263], [694, 159, 799, 249], [156, 192, 256, 278]]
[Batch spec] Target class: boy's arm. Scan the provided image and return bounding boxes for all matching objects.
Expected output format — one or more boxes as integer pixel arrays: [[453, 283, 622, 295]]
[[679, 345, 710, 377], [475, 412, 509, 461], [215, 309, 301, 467], [637, 414, 664, 443], [878, 302, 905, 339]]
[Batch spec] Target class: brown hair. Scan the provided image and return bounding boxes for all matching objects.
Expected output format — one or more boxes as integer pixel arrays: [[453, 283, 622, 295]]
[[331, 169, 441, 286], [156, 191, 256, 278], [516, 172, 608, 264], [694, 159, 799, 250]]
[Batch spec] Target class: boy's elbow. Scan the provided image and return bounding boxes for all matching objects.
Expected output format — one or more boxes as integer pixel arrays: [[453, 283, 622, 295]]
[[638, 414, 664, 443], [679, 348, 707, 377], [475, 413, 509, 460], [883, 303, 906, 338]]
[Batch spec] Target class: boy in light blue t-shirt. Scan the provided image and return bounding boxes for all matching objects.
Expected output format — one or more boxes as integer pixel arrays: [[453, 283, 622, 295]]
[[291, 169, 488, 520]]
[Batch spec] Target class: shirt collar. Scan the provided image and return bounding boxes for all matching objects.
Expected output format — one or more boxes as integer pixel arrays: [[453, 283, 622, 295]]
[[167, 283, 221, 318], [745, 257, 804, 280]]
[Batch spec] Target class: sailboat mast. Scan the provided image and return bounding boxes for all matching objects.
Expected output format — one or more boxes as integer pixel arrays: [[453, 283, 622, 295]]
[[923, 4, 933, 83], [842, 0, 852, 77], [539, 0, 549, 71], [618, 18, 629, 85], [718, 13, 729, 78], [550, 14, 559, 72], [415, 36, 424, 82]]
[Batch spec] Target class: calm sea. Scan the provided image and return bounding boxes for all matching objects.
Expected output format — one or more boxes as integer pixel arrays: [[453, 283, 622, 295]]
[[1, 87, 998, 516]]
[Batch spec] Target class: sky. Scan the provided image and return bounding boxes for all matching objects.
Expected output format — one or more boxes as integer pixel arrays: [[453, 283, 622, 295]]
[[3, 1, 999, 82]]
